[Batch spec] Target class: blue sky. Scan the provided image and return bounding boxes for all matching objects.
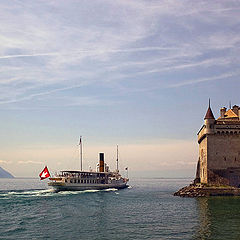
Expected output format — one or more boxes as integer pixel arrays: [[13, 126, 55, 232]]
[[0, 0, 240, 177]]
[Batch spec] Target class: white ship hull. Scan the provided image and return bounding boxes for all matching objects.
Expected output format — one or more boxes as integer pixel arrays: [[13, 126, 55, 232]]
[[48, 181, 128, 192]]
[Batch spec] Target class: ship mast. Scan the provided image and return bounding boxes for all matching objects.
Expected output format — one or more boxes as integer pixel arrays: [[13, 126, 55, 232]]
[[79, 136, 83, 171], [116, 145, 119, 172]]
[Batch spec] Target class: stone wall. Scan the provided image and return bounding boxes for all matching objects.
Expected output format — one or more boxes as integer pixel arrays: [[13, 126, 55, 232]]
[[207, 133, 240, 170], [199, 136, 208, 183], [208, 169, 229, 186], [198, 132, 240, 187]]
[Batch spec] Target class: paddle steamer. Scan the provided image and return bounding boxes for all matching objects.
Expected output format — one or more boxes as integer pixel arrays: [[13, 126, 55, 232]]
[[48, 143, 128, 191]]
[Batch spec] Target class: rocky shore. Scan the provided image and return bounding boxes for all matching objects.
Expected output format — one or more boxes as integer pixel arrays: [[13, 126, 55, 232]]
[[174, 184, 240, 197]]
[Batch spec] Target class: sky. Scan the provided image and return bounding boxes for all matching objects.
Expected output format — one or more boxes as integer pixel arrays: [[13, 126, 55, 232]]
[[0, 0, 240, 178]]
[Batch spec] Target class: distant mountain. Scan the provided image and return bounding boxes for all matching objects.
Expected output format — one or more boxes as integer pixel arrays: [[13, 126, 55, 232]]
[[0, 166, 14, 178]]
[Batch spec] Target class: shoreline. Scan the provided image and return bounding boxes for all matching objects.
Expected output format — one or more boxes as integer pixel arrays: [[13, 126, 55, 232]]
[[174, 184, 240, 197]]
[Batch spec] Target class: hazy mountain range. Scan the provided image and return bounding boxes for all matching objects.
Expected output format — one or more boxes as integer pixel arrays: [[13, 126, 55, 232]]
[[0, 166, 14, 178]]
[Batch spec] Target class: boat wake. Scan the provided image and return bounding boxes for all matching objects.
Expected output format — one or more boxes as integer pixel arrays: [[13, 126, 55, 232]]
[[0, 189, 55, 199], [58, 188, 118, 195], [0, 188, 119, 199]]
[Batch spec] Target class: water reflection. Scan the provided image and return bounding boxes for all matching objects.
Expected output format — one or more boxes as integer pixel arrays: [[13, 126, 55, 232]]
[[194, 197, 240, 240], [195, 198, 211, 239]]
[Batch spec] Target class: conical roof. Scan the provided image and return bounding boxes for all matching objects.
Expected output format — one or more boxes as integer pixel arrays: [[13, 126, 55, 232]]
[[204, 107, 215, 119]]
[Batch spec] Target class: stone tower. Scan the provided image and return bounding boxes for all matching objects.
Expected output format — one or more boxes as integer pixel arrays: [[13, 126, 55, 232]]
[[196, 102, 240, 187]]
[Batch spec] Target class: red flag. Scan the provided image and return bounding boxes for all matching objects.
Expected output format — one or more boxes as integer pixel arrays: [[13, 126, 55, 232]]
[[39, 166, 50, 180]]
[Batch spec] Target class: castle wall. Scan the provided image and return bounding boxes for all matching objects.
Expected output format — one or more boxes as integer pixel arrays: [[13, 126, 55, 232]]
[[199, 136, 208, 183], [207, 133, 240, 170]]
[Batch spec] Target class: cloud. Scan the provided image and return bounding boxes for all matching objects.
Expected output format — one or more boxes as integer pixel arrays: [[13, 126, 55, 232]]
[[0, 160, 11, 164], [167, 71, 239, 88], [18, 160, 43, 164], [0, 83, 87, 105], [0, 52, 57, 59], [176, 161, 196, 166], [0, 47, 178, 60], [0, 0, 239, 108]]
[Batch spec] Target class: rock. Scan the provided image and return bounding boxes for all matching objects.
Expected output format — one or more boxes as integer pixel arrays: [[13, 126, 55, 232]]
[[174, 184, 240, 197]]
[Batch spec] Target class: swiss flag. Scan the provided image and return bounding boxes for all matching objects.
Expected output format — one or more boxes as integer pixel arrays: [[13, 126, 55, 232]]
[[39, 166, 50, 180]]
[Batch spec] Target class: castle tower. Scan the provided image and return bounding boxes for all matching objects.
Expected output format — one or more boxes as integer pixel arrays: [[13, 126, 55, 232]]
[[196, 102, 240, 187], [204, 100, 215, 135]]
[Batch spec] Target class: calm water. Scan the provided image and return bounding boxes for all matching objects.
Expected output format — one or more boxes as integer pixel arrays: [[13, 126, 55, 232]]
[[0, 178, 240, 240]]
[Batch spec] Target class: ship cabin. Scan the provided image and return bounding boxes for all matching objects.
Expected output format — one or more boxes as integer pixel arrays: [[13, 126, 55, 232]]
[[58, 170, 110, 184]]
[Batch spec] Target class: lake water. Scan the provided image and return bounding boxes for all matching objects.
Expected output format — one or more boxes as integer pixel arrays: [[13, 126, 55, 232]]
[[0, 178, 240, 240]]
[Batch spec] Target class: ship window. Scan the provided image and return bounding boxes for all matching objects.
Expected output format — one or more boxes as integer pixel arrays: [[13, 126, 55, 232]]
[[78, 180, 80, 183], [70, 179, 73, 183], [65, 179, 67, 183], [74, 179, 76, 183]]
